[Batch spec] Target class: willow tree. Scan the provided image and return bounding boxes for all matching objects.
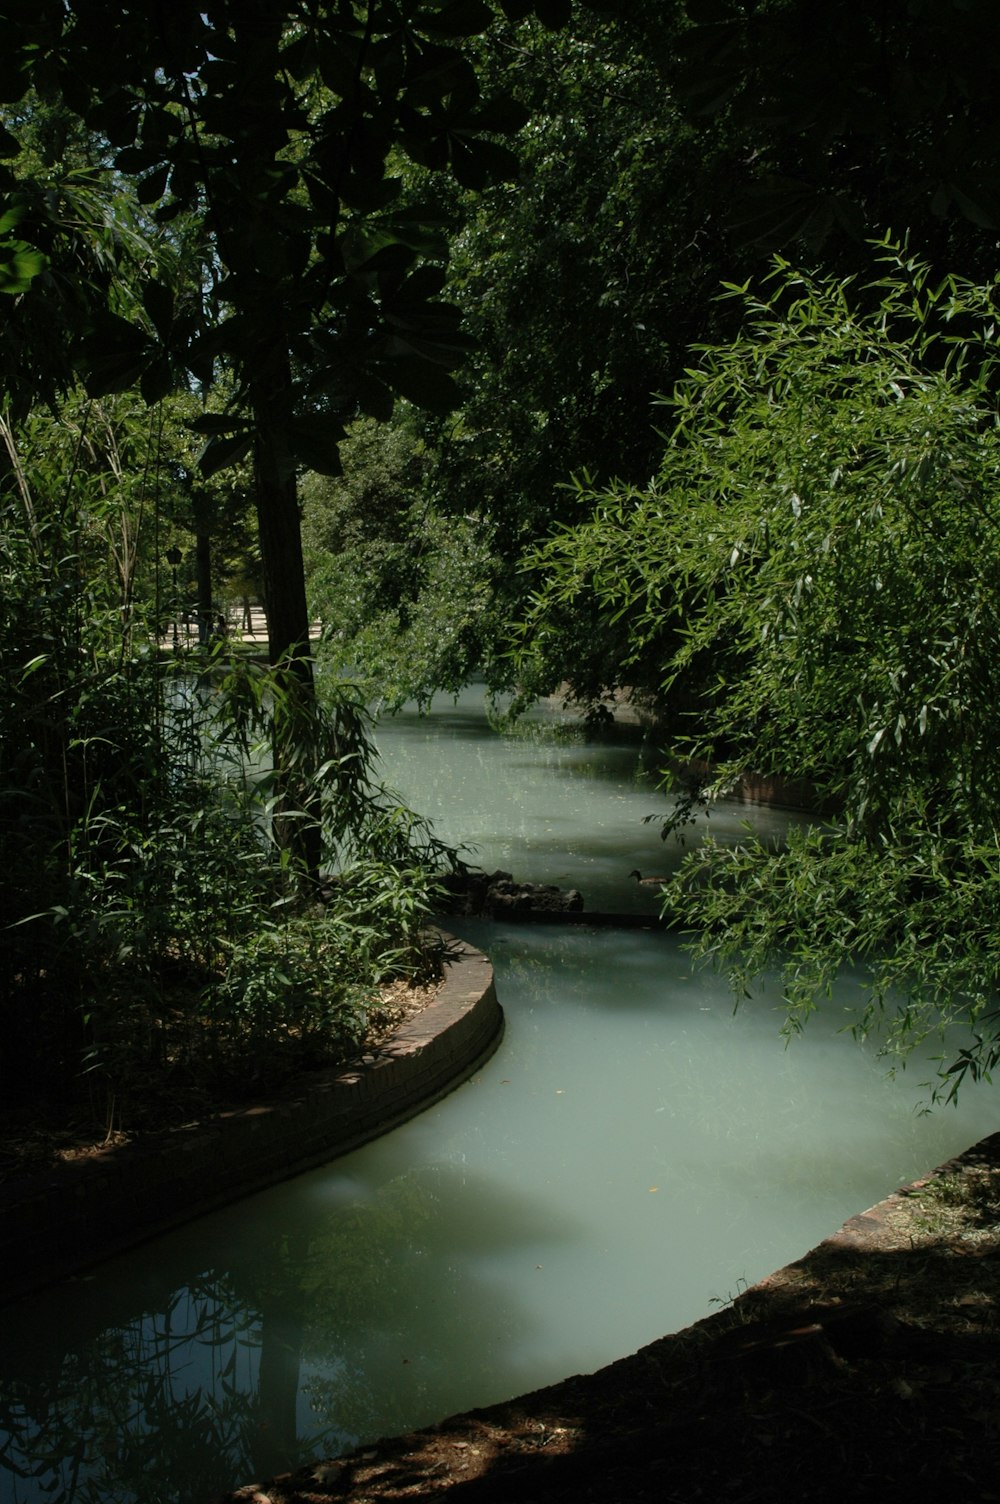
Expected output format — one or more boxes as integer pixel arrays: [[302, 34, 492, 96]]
[[518, 248, 1000, 1098]]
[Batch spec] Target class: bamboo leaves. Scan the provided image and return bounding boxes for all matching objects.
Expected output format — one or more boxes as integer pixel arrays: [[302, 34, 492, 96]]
[[518, 244, 1000, 1096]]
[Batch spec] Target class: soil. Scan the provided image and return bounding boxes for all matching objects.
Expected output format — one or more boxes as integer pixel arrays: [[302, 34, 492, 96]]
[[2, 983, 998, 1504]]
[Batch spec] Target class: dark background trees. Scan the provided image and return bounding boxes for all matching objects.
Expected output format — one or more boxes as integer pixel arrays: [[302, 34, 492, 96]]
[[308, 0, 1000, 714], [6, 0, 1000, 1103]]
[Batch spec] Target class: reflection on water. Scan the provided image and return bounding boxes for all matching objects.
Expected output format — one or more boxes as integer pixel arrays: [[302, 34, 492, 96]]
[[373, 689, 801, 913], [1, 689, 996, 1504]]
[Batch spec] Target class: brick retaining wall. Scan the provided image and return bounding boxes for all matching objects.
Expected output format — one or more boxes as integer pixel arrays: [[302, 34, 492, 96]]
[[0, 937, 502, 1304]]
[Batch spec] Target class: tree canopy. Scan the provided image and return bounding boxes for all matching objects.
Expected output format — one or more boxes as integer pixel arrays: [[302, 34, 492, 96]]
[[1, 0, 589, 670], [519, 245, 1000, 1094], [5, 0, 1000, 1103]]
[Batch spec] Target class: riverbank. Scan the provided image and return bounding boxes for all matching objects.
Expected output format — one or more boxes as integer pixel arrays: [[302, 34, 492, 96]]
[[221, 1128, 1000, 1503], [0, 938, 502, 1303], [2, 919, 996, 1502]]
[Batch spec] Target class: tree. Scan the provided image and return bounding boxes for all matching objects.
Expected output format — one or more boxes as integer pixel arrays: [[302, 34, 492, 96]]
[[430, 7, 749, 698], [2, 4, 538, 1097], [292, 5, 758, 710], [668, 0, 1000, 275], [518, 246, 1000, 1095], [2, 0, 607, 881], [1, 0, 567, 676], [302, 411, 497, 709]]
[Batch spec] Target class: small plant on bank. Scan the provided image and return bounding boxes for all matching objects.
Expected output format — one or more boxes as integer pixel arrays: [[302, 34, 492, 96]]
[[1, 448, 456, 1140]]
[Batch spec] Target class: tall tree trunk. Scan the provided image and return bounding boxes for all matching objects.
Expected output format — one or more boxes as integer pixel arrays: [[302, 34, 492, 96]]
[[250, 328, 322, 879], [252, 1295, 303, 1479], [250, 334, 312, 680], [195, 527, 212, 645]]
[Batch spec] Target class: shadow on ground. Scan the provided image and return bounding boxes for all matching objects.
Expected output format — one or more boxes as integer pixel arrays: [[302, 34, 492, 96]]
[[222, 1132, 1000, 1504]]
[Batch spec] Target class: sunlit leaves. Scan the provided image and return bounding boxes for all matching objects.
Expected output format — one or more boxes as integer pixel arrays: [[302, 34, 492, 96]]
[[518, 245, 1000, 1093], [0, 203, 46, 292], [301, 411, 497, 708]]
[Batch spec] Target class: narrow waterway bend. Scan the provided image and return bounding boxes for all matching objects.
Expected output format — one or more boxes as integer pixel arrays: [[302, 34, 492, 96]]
[[0, 688, 994, 1504]]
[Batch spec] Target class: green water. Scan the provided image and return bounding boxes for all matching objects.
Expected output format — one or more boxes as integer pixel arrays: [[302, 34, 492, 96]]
[[0, 689, 994, 1504]]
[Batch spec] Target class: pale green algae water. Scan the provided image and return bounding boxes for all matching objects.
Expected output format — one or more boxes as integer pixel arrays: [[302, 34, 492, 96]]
[[0, 687, 995, 1504]]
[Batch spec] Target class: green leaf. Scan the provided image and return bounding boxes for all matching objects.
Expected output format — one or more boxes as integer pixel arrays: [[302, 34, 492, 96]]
[[387, 358, 461, 412], [141, 277, 174, 337], [450, 135, 519, 190], [0, 242, 46, 294], [0, 52, 29, 105], [136, 164, 170, 204], [470, 95, 531, 135], [19, 654, 49, 680], [685, 0, 738, 19], [88, 95, 141, 150], [80, 314, 156, 396], [339, 224, 409, 274], [189, 413, 251, 437], [382, 202, 454, 258], [0, 203, 26, 236], [530, 0, 572, 27], [140, 355, 175, 405], [153, 198, 186, 225], [316, 33, 363, 96], [417, 0, 496, 37], [197, 431, 254, 477], [114, 144, 163, 174], [354, 372, 396, 422]]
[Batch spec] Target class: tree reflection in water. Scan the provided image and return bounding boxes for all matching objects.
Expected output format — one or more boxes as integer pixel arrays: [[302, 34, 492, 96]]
[[0, 1278, 259, 1503], [0, 1156, 572, 1503]]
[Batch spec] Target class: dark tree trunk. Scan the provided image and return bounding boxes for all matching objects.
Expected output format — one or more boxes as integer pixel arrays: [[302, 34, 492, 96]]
[[195, 527, 212, 645], [249, 328, 323, 878], [250, 335, 313, 682], [252, 1296, 303, 1478]]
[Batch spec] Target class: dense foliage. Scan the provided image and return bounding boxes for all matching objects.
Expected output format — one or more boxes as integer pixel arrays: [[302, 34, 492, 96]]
[[0, 0, 567, 1123], [6, 0, 1000, 1118], [302, 413, 497, 709], [300, 6, 753, 706], [1, 0, 608, 672], [667, 0, 1000, 272], [0, 401, 453, 1123], [519, 247, 1000, 1093], [299, 1, 1000, 713]]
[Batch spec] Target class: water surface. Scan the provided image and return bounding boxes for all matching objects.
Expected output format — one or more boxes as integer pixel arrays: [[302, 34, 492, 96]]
[[0, 689, 994, 1504]]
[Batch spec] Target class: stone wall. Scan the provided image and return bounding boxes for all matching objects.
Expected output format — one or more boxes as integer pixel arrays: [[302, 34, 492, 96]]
[[0, 937, 501, 1304]]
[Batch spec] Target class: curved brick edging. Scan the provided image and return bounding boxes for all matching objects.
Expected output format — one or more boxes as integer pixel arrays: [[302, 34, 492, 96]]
[[0, 936, 502, 1305], [758, 1126, 1000, 1272], [216, 1129, 1000, 1504]]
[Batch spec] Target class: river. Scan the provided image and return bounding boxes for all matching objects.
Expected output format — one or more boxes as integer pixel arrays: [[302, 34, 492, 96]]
[[0, 688, 994, 1504]]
